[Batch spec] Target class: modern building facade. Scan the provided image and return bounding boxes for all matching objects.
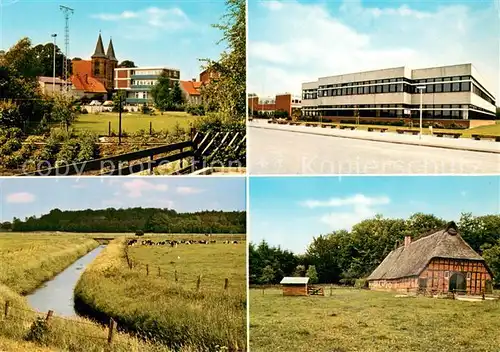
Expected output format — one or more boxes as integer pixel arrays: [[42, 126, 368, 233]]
[[114, 66, 180, 106], [302, 64, 497, 121]]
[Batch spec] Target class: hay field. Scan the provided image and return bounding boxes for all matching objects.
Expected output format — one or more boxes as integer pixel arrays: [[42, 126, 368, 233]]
[[75, 235, 247, 351]]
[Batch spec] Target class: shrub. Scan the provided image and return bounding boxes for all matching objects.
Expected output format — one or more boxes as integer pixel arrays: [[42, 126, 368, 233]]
[[56, 140, 79, 167], [25, 317, 50, 345], [339, 278, 356, 286], [135, 230, 144, 237], [355, 279, 368, 289], [81, 108, 88, 114], [76, 131, 99, 162]]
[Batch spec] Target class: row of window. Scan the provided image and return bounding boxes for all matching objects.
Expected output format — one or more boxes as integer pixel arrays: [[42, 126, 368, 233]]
[[303, 103, 493, 113], [318, 75, 472, 89], [473, 85, 495, 105], [311, 81, 474, 98], [132, 80, 157, 86]]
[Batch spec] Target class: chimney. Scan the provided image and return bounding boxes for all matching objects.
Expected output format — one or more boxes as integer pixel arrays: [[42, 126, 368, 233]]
[[404, 236, 412, 248]]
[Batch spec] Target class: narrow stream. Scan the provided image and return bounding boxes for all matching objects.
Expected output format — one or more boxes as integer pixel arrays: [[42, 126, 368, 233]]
[[26, 245, 106, 317]]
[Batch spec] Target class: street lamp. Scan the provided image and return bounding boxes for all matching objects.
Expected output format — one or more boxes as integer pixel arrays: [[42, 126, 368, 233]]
[[416, 86, 426, 139], [51, 34, 57, 95]]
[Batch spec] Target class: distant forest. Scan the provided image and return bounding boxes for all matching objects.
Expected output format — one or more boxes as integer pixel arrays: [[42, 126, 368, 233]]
[[2, 208, 246, 234]]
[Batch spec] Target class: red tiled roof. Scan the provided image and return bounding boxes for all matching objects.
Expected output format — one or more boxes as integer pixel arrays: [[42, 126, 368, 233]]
[[70, 60, 107, 93], [180, 80, 201, 96]]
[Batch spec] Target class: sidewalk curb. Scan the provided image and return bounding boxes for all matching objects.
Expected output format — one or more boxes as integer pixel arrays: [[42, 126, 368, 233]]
[[249, 124, 500, 155]]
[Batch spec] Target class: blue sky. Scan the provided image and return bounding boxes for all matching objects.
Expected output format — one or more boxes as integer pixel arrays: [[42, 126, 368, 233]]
[[0, 0, 227, 80], [248, 0, 499, 99], [0, 177, 246, 221], [249, 176, 500, 253]]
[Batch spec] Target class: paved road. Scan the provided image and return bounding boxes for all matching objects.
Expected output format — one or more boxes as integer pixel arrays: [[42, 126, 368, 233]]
[[248, 126, 500, 174]]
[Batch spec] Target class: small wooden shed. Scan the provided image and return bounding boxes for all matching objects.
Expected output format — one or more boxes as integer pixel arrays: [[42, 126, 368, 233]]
[[280, 277, 309, 296]]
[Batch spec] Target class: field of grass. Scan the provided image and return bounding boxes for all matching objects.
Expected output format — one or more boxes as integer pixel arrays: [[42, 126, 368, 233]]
[[0, 233, 176, 352], [0, 233, 98, 294], [295, 120, 500, 137], [250, 288, 500, 352], [75, 235, 247, 351], [74, 111, 197, 134]]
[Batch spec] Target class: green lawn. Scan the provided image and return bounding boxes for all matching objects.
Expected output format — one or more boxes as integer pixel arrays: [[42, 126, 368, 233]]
[[297, 120, 500, 137], [74, 111, 197, 134], [250, 288, 500, 352]]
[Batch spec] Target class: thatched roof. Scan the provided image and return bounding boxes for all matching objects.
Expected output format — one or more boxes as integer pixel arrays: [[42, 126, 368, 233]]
[[367, 222, 490, 281]]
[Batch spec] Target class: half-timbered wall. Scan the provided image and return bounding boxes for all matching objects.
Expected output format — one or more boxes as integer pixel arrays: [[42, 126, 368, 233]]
[[368, 258, 492, 295], [419, 258, 491, 295]]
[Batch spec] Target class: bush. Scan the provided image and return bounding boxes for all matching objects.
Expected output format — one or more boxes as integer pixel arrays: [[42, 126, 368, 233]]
[[141, 104, 152, 115], [56, 140, 79, 167], [339, 278, 356, 286], [135, 230, 144, 237], [355, 279, 368, 289], [186, 104, 205, 116], [76, 131, 98, 162], [81, 108, 88, 114], [25, 317, 50, 345]]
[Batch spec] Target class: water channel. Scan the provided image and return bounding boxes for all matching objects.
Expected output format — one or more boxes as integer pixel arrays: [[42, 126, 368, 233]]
[[26, 245, 106, 317]]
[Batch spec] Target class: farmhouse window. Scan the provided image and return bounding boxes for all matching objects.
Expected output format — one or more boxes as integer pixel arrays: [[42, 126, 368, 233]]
[[445, 271, 449, 278], [467, 272, 471, 280]]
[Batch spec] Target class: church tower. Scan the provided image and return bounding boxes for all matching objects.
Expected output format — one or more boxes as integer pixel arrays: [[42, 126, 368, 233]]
[[91, 33, 108, 86], [106, 38, 118, 91]]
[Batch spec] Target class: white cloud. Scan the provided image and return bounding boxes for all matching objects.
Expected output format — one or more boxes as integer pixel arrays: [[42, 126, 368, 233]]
[[6, 192, 35, 204], [300, 194, 390, 208], [320, 204, 378, 231], [176, 186, 204, 195], [92, 6, 191, 31], [248, 0, 499, 99], [121, 179, 168, 198], [300, 194, 390, 231]]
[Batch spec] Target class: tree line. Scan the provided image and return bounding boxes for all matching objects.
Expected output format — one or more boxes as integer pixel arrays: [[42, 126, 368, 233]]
[[250, 212, 500, 286], [6, 208, 246, 234]]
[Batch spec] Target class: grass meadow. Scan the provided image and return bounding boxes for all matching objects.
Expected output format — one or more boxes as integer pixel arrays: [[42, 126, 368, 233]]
[[74, 111, 197, 135], [75, 235, 247, 351], [250, 288, 500, 352], [0, 233, 179, 352]]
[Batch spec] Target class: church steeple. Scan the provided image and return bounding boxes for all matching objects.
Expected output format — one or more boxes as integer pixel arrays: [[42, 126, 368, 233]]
[[92, 32, 106, 59], [106, 38, 118, 62]]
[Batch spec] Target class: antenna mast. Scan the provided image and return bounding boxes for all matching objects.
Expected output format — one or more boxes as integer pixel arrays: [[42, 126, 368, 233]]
[[60, 5, 74, 93]]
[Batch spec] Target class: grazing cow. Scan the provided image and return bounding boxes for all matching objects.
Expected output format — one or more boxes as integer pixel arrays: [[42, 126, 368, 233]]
[[210, 240, 216, 244], [127, 239, 138, 246], [232, 241, 238, 244]]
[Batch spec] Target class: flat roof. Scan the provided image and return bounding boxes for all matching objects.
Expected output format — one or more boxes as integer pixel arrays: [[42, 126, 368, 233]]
[[115, 66, 180, 71], [280, 277, 309, 284]]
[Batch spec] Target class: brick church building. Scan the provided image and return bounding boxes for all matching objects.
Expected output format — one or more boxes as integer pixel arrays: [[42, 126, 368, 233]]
[[71, 33, 118, 99]]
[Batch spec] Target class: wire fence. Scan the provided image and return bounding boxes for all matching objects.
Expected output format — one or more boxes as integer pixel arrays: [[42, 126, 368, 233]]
[[0, 300, 117, 344]]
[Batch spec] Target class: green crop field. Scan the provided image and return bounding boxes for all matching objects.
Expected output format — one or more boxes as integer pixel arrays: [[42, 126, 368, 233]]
[[75, 235, 247, 351], [0, 233, 177, 352], [250, 288, 500, 352], [73, 111, 197, 134]]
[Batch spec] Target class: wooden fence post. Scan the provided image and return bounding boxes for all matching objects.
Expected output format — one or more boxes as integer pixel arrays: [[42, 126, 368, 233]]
[[45, 310, 53, 323], [146, 264, 149, 276], [180, 148, 184, 169], [197, 275, 202, 291], [175, 270, 178, 282], [4, 301, 9, 318], [224, 278, 229, 290], [330, 285, 333, 296], [108, 318, 117, 345], [158, 267, 161, 277], [108, 121, 111, 137], [149, 121, 152, 136]]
